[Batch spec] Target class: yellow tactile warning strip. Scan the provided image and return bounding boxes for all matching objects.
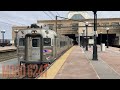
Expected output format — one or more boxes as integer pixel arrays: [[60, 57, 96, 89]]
[[37, 46, 74, 79]]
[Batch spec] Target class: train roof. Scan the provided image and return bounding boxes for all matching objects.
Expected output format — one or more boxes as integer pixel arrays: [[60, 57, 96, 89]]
[[17, 28, 57, 39]]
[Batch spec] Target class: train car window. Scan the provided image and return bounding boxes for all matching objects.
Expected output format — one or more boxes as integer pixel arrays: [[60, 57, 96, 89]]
[[57, 39, 59, 47], [51, 39, 54, 46], [60, 41, 62, 48], [44, 38, 51, 46], [32, 39, 39, 47], [19, 38, 25, 46]]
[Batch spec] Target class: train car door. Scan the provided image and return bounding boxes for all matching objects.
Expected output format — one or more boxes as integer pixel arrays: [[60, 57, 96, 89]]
[[32, 38, 40, 60], [25, 34, 43, 62]]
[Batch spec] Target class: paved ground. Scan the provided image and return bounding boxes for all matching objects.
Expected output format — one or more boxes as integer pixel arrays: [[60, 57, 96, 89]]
[[0, 58, 18, 79], [97, 46, 120, 77], [85, 51, 120, 79], [38, 46, 75, 79], [0, 45, 120, 79], [54, 45, 120, 79], [54, 46, 98, 79], [0, 46, 16, 51], [86, 45, 120, 79]]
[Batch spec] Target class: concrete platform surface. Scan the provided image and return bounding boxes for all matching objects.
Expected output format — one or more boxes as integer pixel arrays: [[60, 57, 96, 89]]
[[0, 46, 16, 52]]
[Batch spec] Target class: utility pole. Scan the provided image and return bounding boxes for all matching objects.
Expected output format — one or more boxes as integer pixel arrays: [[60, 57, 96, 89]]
[[1, 30, 5, 47], [85, 22, 89, 51], [100, 32, 102, 51], [14, 30, 19, 47], [106, 27, 109, 48], [79, 33, 81, 47], [55, 15, 58, 58], [92, 11, 98, 60], [56, 16, 57, 33], [81, 33, 83, 47], [83, 30, 85, 48]]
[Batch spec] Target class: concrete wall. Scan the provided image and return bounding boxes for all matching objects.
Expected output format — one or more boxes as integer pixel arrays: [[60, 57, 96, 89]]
[[78, 22, 93, 36], [37, 20, 78, 35]]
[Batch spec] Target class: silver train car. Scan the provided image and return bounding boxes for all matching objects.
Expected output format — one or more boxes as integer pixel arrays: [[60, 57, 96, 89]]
[[16, 26, 73, 66]]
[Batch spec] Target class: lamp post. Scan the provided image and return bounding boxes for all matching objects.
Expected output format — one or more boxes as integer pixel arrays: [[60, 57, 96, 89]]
[[81, 33, 83, 47], [106, 27, 109, 48], [100, 32, 102, 45], [1, 30, 6, 47], [79, 33, 81, 47], [14, 30, 19, 47], [56, 16, 58, 33], [92, 11, 98, 60], [100, 32, 102, 51], [83, 30, 85, 48], [85, 22, 89, 51]]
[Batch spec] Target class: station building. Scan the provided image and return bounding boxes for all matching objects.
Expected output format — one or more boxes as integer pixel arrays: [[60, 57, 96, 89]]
[[12, 11, 120, 47]]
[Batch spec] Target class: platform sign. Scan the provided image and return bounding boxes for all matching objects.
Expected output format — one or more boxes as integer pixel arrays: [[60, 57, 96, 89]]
[[89, 39, 94, 44]]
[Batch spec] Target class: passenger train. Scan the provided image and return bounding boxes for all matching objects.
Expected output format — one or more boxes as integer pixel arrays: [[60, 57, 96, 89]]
[[16, 24, 73, 68]]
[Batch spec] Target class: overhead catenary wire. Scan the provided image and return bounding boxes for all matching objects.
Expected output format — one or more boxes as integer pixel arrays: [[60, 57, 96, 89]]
[[43, 11, 54, 20], [11, 16, 37, 23], [56, 11, 60, 16], [2, 11, 37, 21], [0, 12, 44, 26], [0, 20, 16, 25], [0, 16, 28, 25], [48, 11, 56, 18]]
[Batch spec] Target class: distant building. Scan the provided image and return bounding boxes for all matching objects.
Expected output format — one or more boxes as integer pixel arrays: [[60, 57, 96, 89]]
[[68, 11, 90, 20], [12, 11, 120, 46]]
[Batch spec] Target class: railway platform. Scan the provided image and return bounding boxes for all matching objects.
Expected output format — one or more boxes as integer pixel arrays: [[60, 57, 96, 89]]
[[37, 46, 120, 79], [0, 45, 120, 79], [0, 46, 16, 52]]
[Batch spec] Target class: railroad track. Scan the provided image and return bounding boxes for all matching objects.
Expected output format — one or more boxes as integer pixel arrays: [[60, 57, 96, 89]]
[[3, 57, 59, 79], [1, 48, 71, 79], [0, 50, 17, 62]]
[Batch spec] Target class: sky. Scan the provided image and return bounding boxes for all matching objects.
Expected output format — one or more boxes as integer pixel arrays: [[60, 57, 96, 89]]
[[0, 11, 120, 40]]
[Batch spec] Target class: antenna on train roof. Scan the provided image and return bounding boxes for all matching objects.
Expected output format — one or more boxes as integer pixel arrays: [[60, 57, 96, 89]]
[[30, 24, 40, 28]]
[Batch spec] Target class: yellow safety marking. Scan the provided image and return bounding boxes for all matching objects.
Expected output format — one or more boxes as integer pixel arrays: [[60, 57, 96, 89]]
[[37, 46, 75, 79]]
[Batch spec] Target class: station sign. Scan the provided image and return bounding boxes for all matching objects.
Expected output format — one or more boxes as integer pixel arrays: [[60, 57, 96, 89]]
[[89, 39, 94, 44]]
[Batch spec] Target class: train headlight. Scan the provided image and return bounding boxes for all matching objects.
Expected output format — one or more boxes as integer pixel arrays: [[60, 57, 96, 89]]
[[21, 63, 24, 66], [31, 30, 37, 34], [46, 56, 52, 61]]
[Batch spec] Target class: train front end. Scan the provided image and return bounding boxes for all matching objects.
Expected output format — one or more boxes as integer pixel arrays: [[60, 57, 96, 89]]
[[17, 29, 48, 66], [17, 28, 55, 66]]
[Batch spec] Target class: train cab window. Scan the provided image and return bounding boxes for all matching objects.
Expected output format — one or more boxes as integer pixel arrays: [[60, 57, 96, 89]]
[[32, 39, 40, 47], [51, 39, 54, 46], [44, 38, 51, 46], [19, 38, 25, 46]]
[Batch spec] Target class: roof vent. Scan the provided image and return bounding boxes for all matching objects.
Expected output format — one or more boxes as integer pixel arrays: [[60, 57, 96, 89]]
[[30, 24, 39, 28]]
